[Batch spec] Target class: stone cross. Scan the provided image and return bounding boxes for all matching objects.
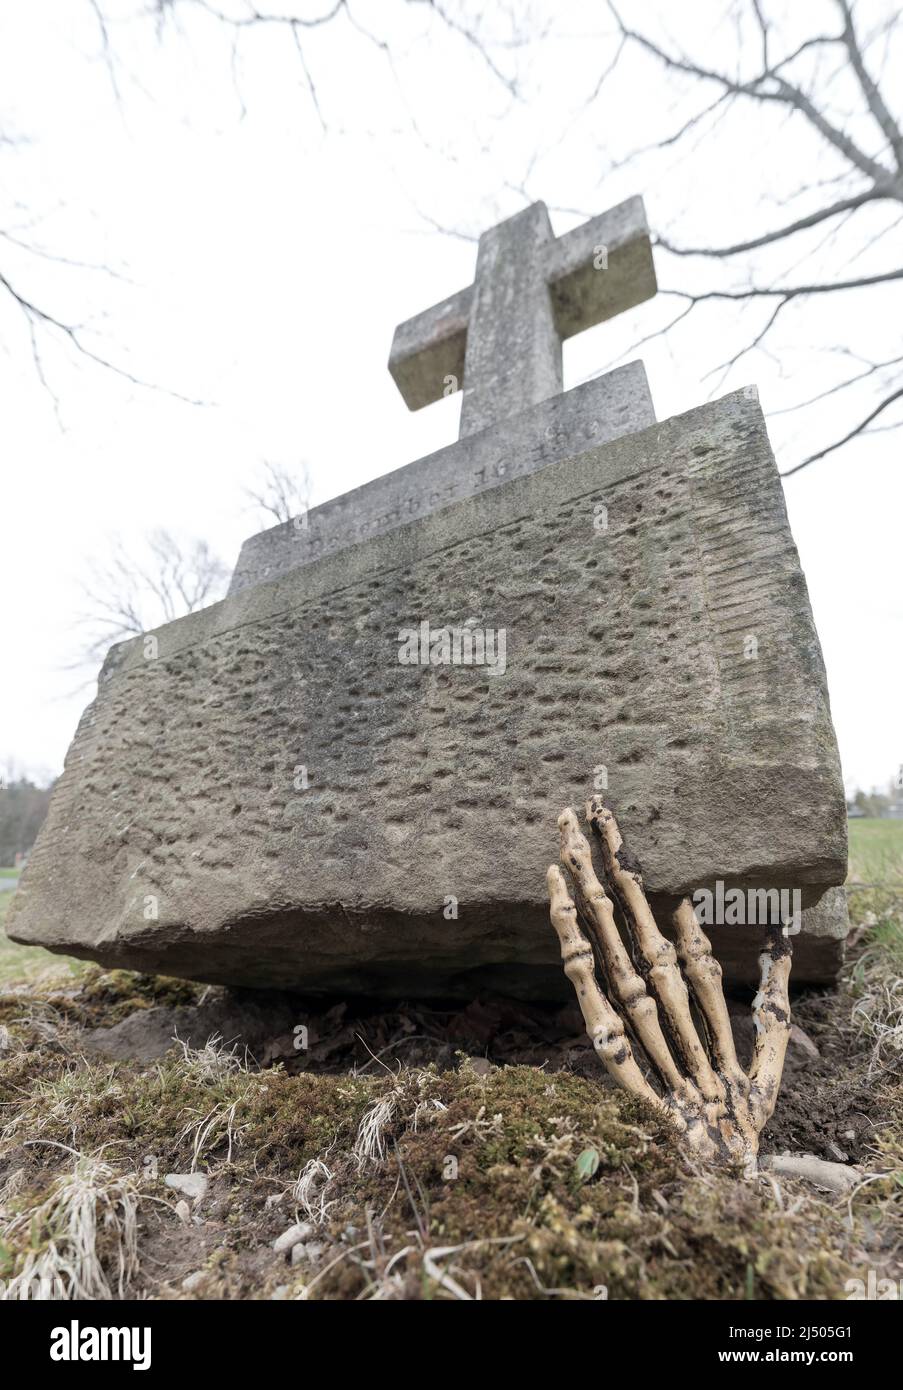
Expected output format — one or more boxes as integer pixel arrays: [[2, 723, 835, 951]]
[[389, 196, 657, 438]]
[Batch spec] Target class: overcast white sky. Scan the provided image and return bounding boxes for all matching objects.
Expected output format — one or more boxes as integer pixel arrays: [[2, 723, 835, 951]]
[[1, 0, 900, 795]]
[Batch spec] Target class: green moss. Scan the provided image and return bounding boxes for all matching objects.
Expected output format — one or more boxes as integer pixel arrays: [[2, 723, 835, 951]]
[[242, 1071, 377, 1168], [242, 1065, 860, 1301], [76, 968, 205, 1025], [0, 966, 202, 1042]]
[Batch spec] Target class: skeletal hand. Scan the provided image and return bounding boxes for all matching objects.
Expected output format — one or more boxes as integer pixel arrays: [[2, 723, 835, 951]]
[[547, 797, 792, 1168]]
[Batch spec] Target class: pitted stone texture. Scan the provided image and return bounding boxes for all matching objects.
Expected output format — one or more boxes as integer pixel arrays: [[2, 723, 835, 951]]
[[230, 364, 654, 595], [10, 389, 847, 994]]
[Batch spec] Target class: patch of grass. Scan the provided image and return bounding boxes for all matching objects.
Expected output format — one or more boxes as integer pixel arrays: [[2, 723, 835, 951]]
[[845, 828, 903, 1082], [0, 1147, 145, 1301], [846, 820, 903, 977], [75, 968, 202, 1026], [0, 893, 105, 988], [848, 818, 903, 888], [0, 892, 54, 982], [0, 869, 19, 879], [833, 837, 903, 1251]]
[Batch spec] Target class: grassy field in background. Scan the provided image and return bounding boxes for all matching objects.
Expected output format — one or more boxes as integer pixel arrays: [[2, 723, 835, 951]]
[[848, 818, 903, 884], [846, 820, 903, 988], [0, 879, 88, 984]]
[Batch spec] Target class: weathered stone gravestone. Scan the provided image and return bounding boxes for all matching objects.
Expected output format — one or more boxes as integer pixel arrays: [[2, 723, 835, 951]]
[[10, 195, 848, 997]]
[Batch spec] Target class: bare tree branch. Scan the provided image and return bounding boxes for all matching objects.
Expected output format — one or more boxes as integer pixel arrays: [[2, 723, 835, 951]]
[[604, 0, 903, 473], [0, 229, 132, 281], [244, 459, 313, 525], [75, 530, 229, 665], [662, 264, 903, 304], [782, 381, 903, 474], [0, 0, 527, 417], [835, 0, 903, 169], [412, 0, 520, 98], [0, 267, 207, 412], [769, 350, 903, 415], [656, 188, 886, 257], [87, 0, 122, 102], [607, 1, 894, 186]]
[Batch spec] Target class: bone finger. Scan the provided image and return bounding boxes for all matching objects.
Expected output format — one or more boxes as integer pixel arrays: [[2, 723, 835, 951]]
[[671, 898, 744, 1087], [547, 865, 670, 1117], [748, 926, 793, 1131], [586, 798, 723, 1104], [557, 809, 691, 1100]]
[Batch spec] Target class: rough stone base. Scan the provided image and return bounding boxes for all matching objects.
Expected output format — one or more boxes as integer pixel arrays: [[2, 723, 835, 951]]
[[56, 889, 847, 1000], [9, 389, 848, 994]]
